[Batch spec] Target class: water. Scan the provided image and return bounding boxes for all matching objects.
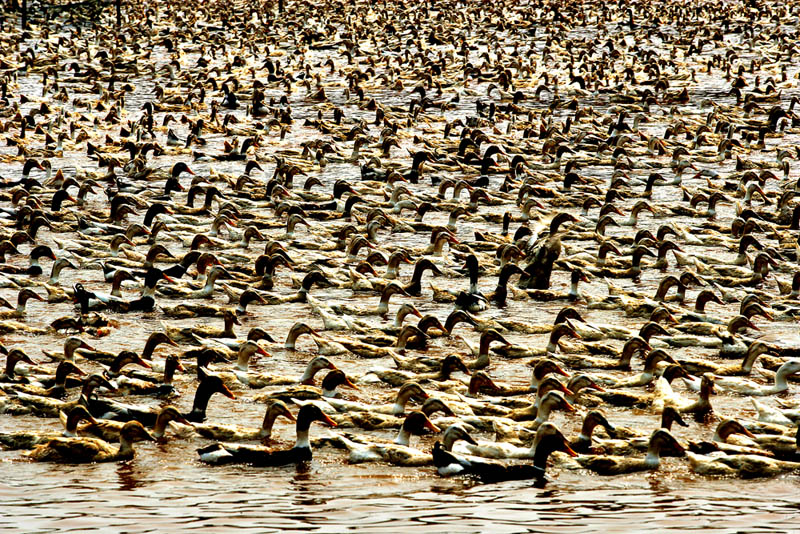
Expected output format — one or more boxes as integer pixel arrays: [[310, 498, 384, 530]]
[[3, 0, 800, 531]]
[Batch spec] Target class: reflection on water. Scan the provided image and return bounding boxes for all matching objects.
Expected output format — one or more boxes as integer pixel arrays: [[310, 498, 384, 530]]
[[116, 462, 145, 492], [3, 454, 800, 532]]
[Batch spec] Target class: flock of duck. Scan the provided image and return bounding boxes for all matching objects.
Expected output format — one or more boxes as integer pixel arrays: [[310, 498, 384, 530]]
[[2, 0, 800, 485]]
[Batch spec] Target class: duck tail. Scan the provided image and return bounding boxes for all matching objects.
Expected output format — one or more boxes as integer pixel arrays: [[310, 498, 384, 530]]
[[196, 443, 235, 465]]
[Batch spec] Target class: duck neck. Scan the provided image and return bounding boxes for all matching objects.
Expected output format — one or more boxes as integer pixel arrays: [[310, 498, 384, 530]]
[[531, 438, 555, 472], [392, 390, 415, 415], [223, 316, 236, 336], [547, 329, 568, 353], [774, 366, 794, 391], [63, 412, 85, 435], [644, 442, 662, 468], [117, 434, 136, 457], [152, 413, 172, 438], [377, 290, 393, 314], [534, 401, 553, 425], [298, 363, 321, 385], [618, 346, 637, 369], [294, 417, 313, 449], [578, 418, 601, 443], [189, 382, 215, 420], [235, 349, 252, 372], [4, 357, 18, 378], [259, 410, 279, 440], [740, 348, 762, 373], [199, 274, 218, 295], [163, 362, 177, 386], [568, 278, 580, 299], [141, 336, 162, 360], [53, 365, 71, 388], [394, 426, 412, 446], [141, 283, 157, 299]]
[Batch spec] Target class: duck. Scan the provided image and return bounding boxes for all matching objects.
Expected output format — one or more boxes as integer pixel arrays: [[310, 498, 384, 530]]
[[576, 429, 685, 475], [193, 400, 296, 442], [508, 390, 576, 428], [162, 309, 241, 344], [330, 282, 410, 317], [6, 373, 117, 418], [73, 267, 172, 313], [196, 404, 337, 466], [0, 405, 97, 450], [555, 336, 651, 371], [655, 373, 715, 416], [323, 381, 429, 416], [77, 405, 192, 442], [596, 365, 690, 408], [679, 340, 774, 376], [240, 355, 338, 389], [712, 360, 800, 396], [433, 423, 577, 483], [88, 372, 236, 423], [0, 288, 44, 320], [368, 354, 471, 387], [8, 361, 86, 398], [598, 349, 677, 388], [490, 323, 580, 359], [685, 449, 800, 478], [0, 348, 37, 382], [335, 410, 442, 465], [113, 354, 185, 397], [0, 246, 57, 277], [26, 421, 155, 463], [570, 411, 623, 454], [332, 423, 479, 467], [525, 269, 588, 302], [687, 419, 772, 457], [41, 336, 96, 363]]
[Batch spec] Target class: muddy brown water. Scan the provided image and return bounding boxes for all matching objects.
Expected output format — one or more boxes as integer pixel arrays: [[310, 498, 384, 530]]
[[3, 2, 800, 532]]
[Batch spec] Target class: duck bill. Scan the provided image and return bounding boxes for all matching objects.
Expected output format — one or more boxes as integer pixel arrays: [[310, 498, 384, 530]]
[[320, 412, 338, 428], [283, 409, 297, 423], [561, 438, 579, 457], [256, 346, 271, 358], [562, 400, 576, 412], [174, 359, 186, 372], [589, 382, 605, 392], [135, 357, 152, 369], [79, 341, 95, 352], [73, 366, 87, 377], [161, 273, 176, 284], [175, 414, 193, 426], [343, 376, 360, 390], [220, 384, 236, 399], [425, 420, 441, 433]]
